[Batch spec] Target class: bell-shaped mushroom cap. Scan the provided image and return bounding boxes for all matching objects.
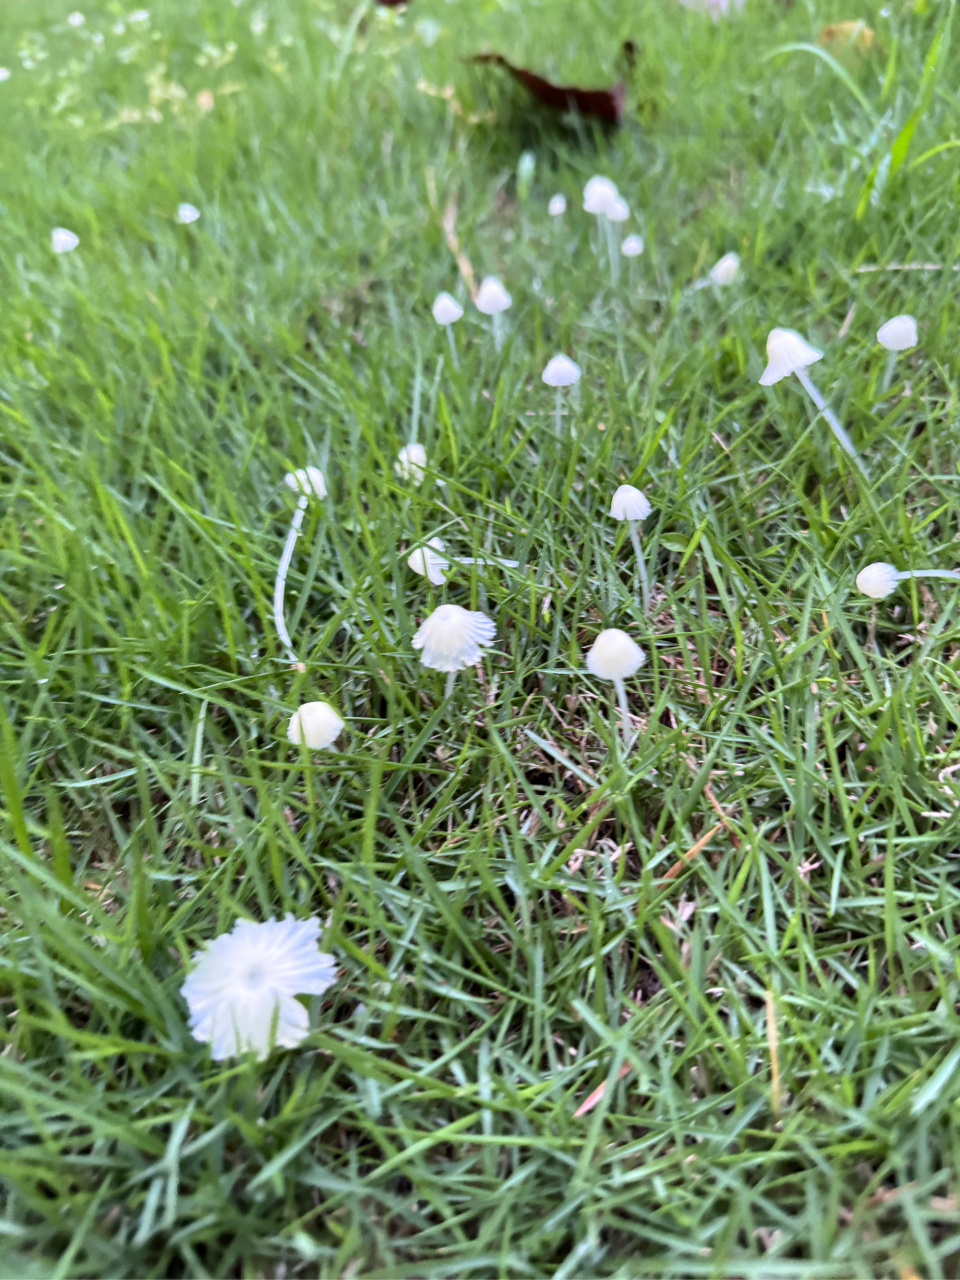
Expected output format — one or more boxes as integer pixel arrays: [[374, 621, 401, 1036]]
[[176, 202, 201, 225], [583, 175, 620, 215], [877, 314, 918, 352], [412, 603, 496, 672], [475, 276, 512, 315], [51, 228, 80, 254], [606, 195, 630, 223], [542, 354, 582, 388], [287, 701, 344, 750], [586, 629, 646, 681], [856, 562, 899, 600], [285, 466, 327, 499], [709, 251, 740, 286], [407, 537, 448, 586], [610, 484, 652, 522], [395, 443, 427, 484], [621, 234, 644, 258], [548, 193, 567, 217], [758, 328, 823, 386], [432, 291, 463, 326]]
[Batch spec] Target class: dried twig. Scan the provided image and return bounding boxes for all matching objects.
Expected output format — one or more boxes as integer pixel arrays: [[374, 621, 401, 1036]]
[[662, 823, 721, 881]]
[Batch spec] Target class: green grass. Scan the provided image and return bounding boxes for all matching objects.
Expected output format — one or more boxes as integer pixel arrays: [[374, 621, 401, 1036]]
[[3, 0, 960, 1274]]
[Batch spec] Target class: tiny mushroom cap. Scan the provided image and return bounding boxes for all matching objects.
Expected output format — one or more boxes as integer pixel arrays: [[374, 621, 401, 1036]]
[[412, 603, 496, 672], [606, 195, 630, 223], [287, 701, 344, 750], [610, 484, 652, 522], [583, 175, 620, 215], [51, 228, 79, 254], [285, 466, 326, 499], [396, 442, 427, 484], [586, 629, 646, 682], [542, 354, 582, 387], [877, 314, 918, 352], [548, 193, 567, 216], [176, 202, 201, 224], [709, 251, 740, 286], [621, 234, 645, 258], [475, 276, 512, 315], [407, 537, 448, 586], [432, 291, 463, 325], [759, 328, 823, 386], [856, 562, 900, 600]]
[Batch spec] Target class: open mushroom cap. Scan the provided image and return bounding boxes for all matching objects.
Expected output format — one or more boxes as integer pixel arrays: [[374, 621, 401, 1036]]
[[606, 195, 630, 223], [285, 466, 327, 499], [758, 328, 823, 386], [542, 354, 581, 387], [621, 234, 644, 258], [709, 252, 740, 286], [548, 193, 567, 217], [586, 629, 646, 681], [432, 291, 463, 326], [412, 603, 496, 672], [877, 314, 918, 352], [583, 175, 620, 216], [287, 701, 344, 750], [407, 537, 448, 586], [396, 443, 427, 484], [855, 562, 899, 600], [610, 484, 652, 522], [475, 276, 512, 315]]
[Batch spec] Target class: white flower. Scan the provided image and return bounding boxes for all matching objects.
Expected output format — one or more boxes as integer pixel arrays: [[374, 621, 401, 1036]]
[[284, 467, 326, 499], [396, 443, 427, 484], [583, 176, 619, 216], [51, 228, 80, 254], [606, 195, 630, 223], [287, 701, 344, 749], [548, 193, 567, 217], [412, 603, 496, 672], [855, 562, 899, 599], [621, 234, 644, 258], [610, 485, 651, 521], [67, 11, 85, 26], [407, 537, 448, 586], [176, 202, 201, 224], [0, 68, 11, 83], [542, 354, 581, 387], [758, 328, 822, 386], [586, 629, 646, 681], [475, 276, 511, 315], [432, 291, 463, 325], [709, 252, 740, 286], [182, 916, 337, 1061], [877, 315, 917, 352]]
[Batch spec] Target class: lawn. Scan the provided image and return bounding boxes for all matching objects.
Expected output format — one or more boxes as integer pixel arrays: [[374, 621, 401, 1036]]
[[3, 0, 960, 1274]]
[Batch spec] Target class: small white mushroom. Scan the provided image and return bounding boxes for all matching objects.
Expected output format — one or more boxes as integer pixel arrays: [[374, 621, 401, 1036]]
[[583, 177, 625, 285], [606, 196, 630, 223], [407, 537, 449, 586], [586, 629, 646, 748], [176, 203, 201, 225], [274, 466, 327, 665], [548, 193, 567, 217], [856, 561, 959, 600], [396, 443, 427, 485], [412, 603, 496, 696], [285, 467, 327, 499], [287, 701, 344, 750], [877, 314, 917, 393], [759, 328, 864, 473], [432, 292, 463, 366], [51, 228, 79, 254], [582, 176, 620, 215], [709, 251, 740, 286], [621, 234, 644, 258], [475, 276, 512, 352], [610, 486, 653, 613], [542, 354, 582, 434]]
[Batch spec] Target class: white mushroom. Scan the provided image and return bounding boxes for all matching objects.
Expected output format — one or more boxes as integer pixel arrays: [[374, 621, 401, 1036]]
[[877, 314, 917, 393], [396, 443, 427, 485], [176, 202, 201, 225], [432, 291, 463, 366], [621, 234, 644, 258], [586, 629, 646, 748], [407, 538, 449, 586], [287, 701, 344, 750], [475, 276, 512, 352], [51, 228, 79, 254], [583, 177, 625, 286], [709, 252, 740, 286], [274, 466, 326, 665], [856, 561, 959, 600], [548, 193, 567, 217], [610, 485, 653, 613], [582, 176, 620, 215], [285, 467, 327, 499], [606, 196, 630, 223], [542, 354, 582, 434], [759, 328, 864, 474], [412, 603, 496, 696]]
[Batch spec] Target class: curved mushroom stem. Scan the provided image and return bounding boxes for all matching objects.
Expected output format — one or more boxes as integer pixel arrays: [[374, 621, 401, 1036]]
[[604, 215, 620, 286], [895, 569, 960, 586], [793, 368, 867, 475], [613, 677, 631, 749], [458, 556, 520, 568], [492, 312, 504, 353], [444, 671, 457, 700], [555, 387, 563, 436], [880, 351, 897, 394], [629, 522, 651, 614], [446, 324, 460, 370], [273, 495, 309, 664]]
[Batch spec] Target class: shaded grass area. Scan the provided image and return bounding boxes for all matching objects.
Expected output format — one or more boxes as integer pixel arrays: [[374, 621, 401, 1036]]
[[3, 0, 960, 1274]]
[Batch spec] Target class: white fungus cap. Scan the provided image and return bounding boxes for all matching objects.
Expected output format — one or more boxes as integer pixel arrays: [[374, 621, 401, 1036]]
[[176, 202, 201, 224], [855, 562, 899, 600], [407, 537, 448, 586], [412, 603, 496, 672], [709, 251, 740, 286], [758, 328, 823, 386], [285, 466, 326, 499], [287, 701, 344, 750], [542, 354, 581, 388], [583, 176, 620, 216], [182, 916, 337, 1061], [432, 291, 463, 326], [621, 234, 644, 258], [586, 629, 646, 681], [548, 193, 567, 217], [610, 484, 652, 522], [606, 195, 630, 223], [396, 442, 427, 485], [51, 228, 79, 254], [877, 315, 918, 352], [475, 276, 512, 315], [0, 69, 10, 82]]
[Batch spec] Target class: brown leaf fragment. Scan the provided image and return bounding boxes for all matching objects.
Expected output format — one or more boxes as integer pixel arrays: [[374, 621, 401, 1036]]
[[472, 52, 626, 124], [573, 1064, 631, 1117], [662, 823, 722, 881]]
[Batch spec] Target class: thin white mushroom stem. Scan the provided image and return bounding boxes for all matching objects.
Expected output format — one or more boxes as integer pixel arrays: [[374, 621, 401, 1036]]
[[793, 368, 866, 474], [457, 555, 520, 568], [273, 495, 308, 664], [897, 569, 960, 585], [604, 215, 620, 286], [628, 522, 651, 614], [444, 671, 457, 700], [880, 351, 897, 395], [554, 387, 563, 435], [446, 323, 460, 369], [493, 312, 504, 353], [612, 677, 631, 748]]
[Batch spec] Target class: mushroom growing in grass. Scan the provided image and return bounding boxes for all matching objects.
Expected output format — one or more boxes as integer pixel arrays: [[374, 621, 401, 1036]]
[[432, 291, 463, 367], [856, 561, 960, 600], [407, 537, 519, 585], [274, 467, 326, 667], [586, 629, 646, 749], [396, 442, 427, 485], [709, 252, 740, 286], [287, 701, 344, 751], [610, 484, 653, 613], [621, 234, 644, 258], [877, 314, 917, 394], [759, 328, 865, 475], [475, 276, 512, 352], [542, 354, 581, 435], [583, 176, 625, 286], [548, 193, 567, 217], [412, 603, 496, 698]]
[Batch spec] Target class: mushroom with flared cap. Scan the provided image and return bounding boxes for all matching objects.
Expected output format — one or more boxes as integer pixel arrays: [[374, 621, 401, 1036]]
[[622, 234, 644, 258], [412, 603, 496, 697], [287, 701, 344, 750], [610, 485, 654, 612], [586, 628, 646, 748], [542, 354, 582, 434], [432, 291, 463, 366], [877, 314, 917, 393], [176, 202, 201, 225], [396, 442, 427, 485], [583, 176, 620, 215], [759, 328, 865, 474], [51, 228, 79, 254], [856, 561, 959, 600], [583, 176, 625, 286], [474, 276, 512, 352], [274, 466, 327, 666], [548, 193, 567, 217]]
